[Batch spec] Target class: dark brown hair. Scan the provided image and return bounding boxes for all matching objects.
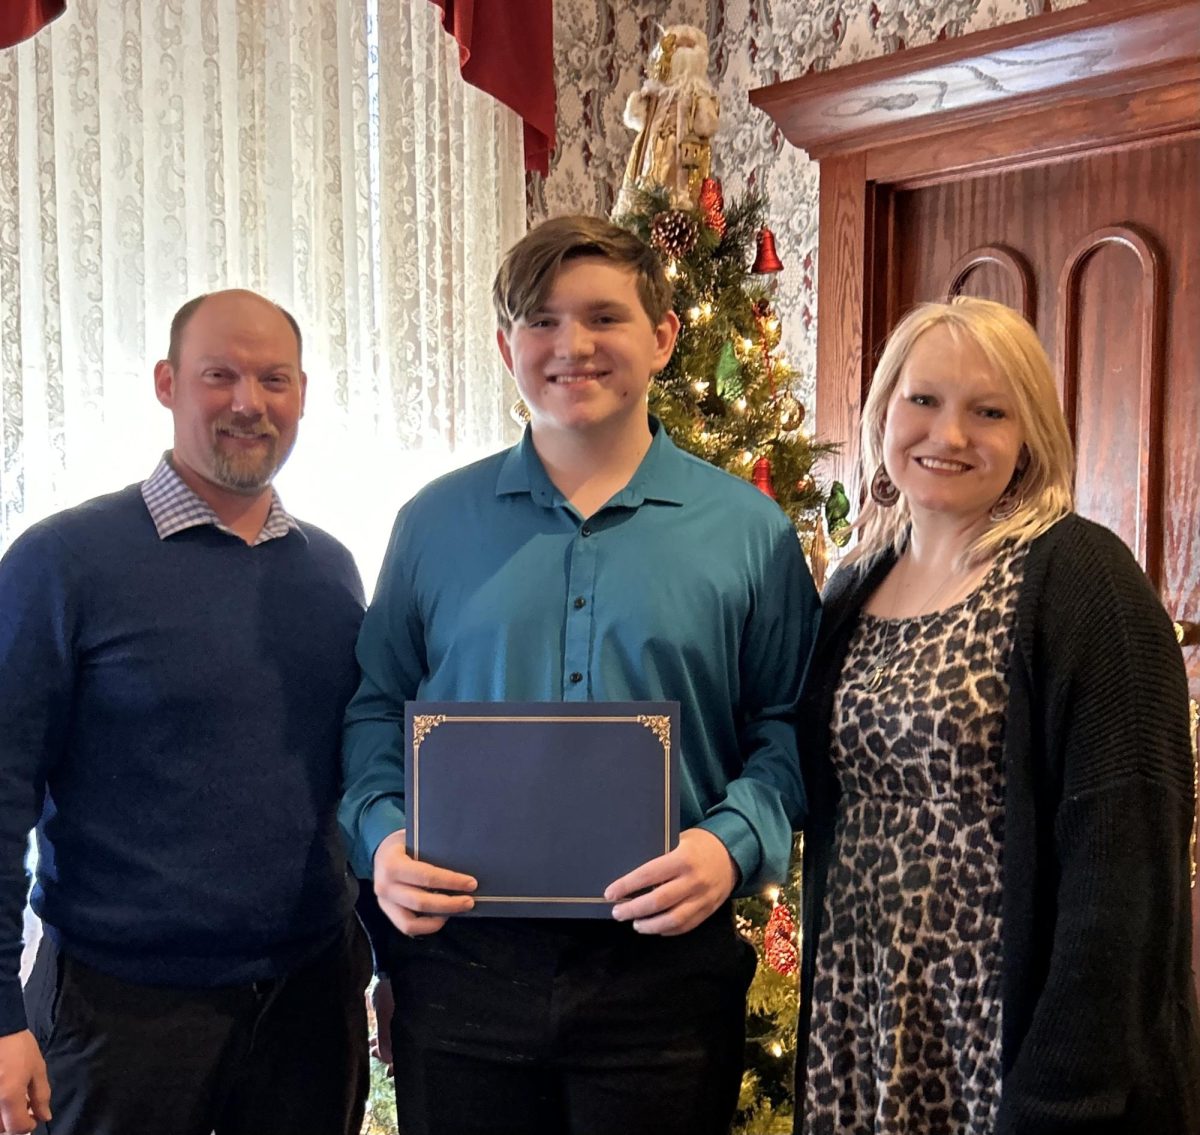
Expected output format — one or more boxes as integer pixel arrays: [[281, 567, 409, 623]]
[[492, 215, 674, 333]]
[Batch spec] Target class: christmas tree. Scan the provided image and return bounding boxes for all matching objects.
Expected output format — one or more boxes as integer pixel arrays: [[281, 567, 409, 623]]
[[614, 184, 835, 531], [613, 183, 835, 1133]]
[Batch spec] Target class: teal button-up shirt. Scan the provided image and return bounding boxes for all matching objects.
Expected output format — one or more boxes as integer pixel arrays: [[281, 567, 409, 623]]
[[339, 421, 818, 892]]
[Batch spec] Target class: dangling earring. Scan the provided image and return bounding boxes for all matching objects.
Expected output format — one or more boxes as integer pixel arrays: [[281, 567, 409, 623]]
[[990, 467, 1025, 522], [870, 463, 900, 507]]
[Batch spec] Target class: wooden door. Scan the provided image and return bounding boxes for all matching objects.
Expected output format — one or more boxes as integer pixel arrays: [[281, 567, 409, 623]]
[[890, 137, 1198, 642], [887, 132, 1200, 987]]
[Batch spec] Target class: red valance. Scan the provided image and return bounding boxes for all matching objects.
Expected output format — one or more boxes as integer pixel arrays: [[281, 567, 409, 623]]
[[429, 0, 556, 176], [0, 0, 65, 50]]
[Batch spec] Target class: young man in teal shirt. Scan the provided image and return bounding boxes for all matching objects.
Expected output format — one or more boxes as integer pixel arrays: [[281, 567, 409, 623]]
[[340, 215, 818, 1135]]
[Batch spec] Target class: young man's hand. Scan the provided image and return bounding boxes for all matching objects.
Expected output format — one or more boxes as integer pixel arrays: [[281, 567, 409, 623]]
[[373, 830, 477, 936], [0, 1029, 52, 1134], [605, 828, 737, 935]]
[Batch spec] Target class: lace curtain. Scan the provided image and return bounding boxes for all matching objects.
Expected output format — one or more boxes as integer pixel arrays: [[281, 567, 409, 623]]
[[0, 0, 526, 584]]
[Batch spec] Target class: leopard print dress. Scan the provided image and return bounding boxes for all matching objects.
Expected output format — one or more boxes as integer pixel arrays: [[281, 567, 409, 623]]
[[803, 544, 1028, 1135]]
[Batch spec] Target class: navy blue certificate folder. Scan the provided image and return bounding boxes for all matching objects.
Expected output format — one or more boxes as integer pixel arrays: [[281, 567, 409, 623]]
[[405, 701, 680, 918]]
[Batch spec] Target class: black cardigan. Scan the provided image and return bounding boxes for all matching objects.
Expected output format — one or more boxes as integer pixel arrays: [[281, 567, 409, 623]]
[[794, 514, 1200, 1134]]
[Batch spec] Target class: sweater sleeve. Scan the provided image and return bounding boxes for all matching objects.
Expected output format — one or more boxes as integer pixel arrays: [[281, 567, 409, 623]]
[[998, 523, 1197, 1132], [0, 527, 78, 1036]]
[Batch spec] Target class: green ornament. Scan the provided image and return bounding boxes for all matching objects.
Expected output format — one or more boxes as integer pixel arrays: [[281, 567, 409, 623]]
[[826, 480, 852, 547], [714, 338, 740, 394]]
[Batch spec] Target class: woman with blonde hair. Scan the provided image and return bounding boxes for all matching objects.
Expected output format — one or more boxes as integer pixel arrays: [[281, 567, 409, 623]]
[[794, 298, 1199, 1134]]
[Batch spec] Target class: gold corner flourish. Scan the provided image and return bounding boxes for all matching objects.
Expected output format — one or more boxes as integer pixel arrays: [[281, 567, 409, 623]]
[[636, 714, 671, 751], [412, 714, 447, 751]]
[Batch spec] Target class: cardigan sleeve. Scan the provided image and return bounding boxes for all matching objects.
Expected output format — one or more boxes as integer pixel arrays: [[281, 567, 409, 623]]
[[998, 521, 1198, 1132]]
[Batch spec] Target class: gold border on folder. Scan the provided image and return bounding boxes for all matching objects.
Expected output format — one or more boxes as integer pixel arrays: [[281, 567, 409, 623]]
[[410, 713, 674, 904]]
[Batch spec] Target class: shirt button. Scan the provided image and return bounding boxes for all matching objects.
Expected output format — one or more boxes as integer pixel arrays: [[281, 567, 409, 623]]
[[573, 596, 586, 609], [581, 524, 592, 537], [569, 672, 583, 684]]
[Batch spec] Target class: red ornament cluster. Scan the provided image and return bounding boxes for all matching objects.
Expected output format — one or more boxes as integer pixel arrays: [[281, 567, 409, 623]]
[[764, 899, 799, 975], [698, 177, 727, 237]]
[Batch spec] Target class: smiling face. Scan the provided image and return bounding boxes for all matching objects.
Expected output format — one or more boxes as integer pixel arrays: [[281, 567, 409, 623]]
[[154, 290, 306, 503], [497, 256, 679, 445], [882, 323, 1025, 527]]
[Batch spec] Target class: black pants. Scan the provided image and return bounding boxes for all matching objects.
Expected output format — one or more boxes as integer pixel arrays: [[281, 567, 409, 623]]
[[386, 904, 756, 1135], [23, 917, 372, 1135]]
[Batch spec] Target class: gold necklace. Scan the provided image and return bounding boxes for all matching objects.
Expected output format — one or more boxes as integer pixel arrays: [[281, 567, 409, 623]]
[[864, 556, 968, 692], [865, 621, 918, 691]]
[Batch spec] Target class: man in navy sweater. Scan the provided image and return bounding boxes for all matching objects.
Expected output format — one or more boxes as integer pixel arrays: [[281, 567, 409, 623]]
[[0, 290, 370, 1134]]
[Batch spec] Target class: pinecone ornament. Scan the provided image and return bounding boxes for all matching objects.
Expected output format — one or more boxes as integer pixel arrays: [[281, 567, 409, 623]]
[[650, 209, 700, 260]]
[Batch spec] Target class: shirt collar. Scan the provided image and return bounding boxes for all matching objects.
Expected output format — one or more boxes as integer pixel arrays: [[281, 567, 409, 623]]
[[495, 417, 690, 511], [140, 454, 303, 545]]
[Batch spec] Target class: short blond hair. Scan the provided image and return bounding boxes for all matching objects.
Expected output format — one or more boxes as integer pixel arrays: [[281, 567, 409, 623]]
[[849, 298, 1075, 566]]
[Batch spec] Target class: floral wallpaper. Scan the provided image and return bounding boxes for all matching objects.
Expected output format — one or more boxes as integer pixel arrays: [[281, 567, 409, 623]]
[[533, 0, 1089, 412]]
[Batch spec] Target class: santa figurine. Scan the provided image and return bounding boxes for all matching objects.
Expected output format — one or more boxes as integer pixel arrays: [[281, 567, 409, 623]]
[[614, 25, 720, 215]]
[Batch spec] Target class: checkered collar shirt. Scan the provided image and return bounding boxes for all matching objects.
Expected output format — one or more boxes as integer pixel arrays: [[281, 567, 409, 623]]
[[140, 454, 303, 546]]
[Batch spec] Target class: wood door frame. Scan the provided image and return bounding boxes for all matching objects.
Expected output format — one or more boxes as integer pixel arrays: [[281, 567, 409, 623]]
[[750, 0, 1200, 498]]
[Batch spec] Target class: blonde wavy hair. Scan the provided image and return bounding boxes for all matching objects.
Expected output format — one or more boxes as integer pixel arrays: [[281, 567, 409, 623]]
[[847, 297, 1075, 567]]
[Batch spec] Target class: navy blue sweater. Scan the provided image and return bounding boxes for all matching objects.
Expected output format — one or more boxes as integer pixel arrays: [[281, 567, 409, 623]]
[[0, 485, 365, 1034]]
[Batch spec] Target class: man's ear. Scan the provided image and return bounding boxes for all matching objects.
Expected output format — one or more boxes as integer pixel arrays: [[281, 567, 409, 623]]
[[153, 360, 175, 409], [496, 328, 515, 375], [299, 369, 308, 418]]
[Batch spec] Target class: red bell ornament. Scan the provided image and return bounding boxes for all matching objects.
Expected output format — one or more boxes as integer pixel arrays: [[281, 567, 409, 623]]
[[752, 457, 776, 499], [752, 226, 784, 274]]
